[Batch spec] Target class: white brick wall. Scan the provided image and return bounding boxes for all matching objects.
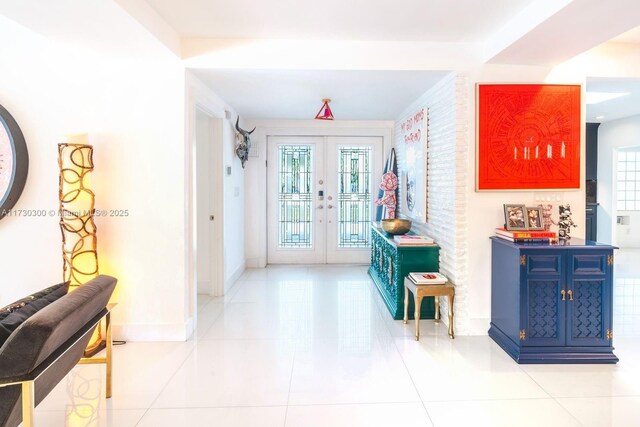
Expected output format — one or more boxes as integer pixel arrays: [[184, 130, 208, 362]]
[[394, 73, 471, 334]]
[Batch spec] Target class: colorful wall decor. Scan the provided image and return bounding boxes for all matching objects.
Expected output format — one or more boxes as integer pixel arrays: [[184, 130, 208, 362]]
[[477, 84, 581, 190], [400, 108, 427, 222]]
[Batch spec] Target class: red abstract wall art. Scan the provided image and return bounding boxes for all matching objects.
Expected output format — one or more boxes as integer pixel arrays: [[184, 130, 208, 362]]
[[476, 84, 581, 190]]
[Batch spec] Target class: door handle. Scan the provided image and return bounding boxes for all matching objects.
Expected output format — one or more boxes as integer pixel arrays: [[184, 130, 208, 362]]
[[317, 205, 324, 209], [561, 289, 566, 301], [328, 204, 334, 209], [568, 289, 574, 301]]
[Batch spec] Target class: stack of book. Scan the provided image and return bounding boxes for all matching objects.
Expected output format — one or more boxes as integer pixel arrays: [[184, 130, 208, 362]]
[[495, 228, 558, 243], [393, 235, 435, 246], [408, 272, 448, 285]]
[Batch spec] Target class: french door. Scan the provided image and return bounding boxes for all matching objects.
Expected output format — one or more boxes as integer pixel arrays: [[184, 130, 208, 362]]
[[267, 136, 383, 264]]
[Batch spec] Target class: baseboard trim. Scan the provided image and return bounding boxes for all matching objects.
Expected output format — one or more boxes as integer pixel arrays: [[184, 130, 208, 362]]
[[245, 257, 267, 268], [113, 321, 191, 342], [225, 261, 246, 293]]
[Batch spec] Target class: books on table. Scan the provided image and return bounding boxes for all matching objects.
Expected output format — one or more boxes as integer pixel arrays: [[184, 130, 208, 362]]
[[494, 228, 558, 243], [408, 272, 448, 285], [393, 235, 435, 246]]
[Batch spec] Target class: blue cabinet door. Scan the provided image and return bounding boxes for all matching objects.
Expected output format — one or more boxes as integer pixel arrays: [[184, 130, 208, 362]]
[[521, 252, 566, 346], [566, 251, 612, 347]]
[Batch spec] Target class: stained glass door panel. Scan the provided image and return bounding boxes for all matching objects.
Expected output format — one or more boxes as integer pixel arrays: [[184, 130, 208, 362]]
[[326, 137, 382, 264], [267, 137, 325, 264]]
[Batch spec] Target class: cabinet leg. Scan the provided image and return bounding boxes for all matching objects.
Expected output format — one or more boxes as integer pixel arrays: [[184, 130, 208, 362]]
[[447, 294, 455, 339], [414, 295, 423, 341], [403, 286, 409, 324], [434, 296, 440, 322]]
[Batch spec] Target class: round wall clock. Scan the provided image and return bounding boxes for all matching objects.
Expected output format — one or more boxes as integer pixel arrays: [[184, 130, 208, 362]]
[[0, 104, 29, 220]]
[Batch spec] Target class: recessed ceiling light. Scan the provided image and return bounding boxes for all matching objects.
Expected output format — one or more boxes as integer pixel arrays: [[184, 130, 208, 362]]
[[595, 115, 605, 119], [586, 92, 630, 104]]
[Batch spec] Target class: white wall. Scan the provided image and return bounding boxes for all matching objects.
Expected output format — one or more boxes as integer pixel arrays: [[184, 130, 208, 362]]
[[396, 68, 587, 335], [616, 212, 640, 248], [184, 71, 245, 304], [243, 119, 394, 268], [460, 64, 587, 334], [598, 117, 640, 246], [394, 73, 471, 332], [0, 16, 189, 340], [222, 117, 246, 288]]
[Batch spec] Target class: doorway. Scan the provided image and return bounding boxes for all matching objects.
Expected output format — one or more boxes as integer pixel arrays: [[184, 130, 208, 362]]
[[267, 136, 382, 264], [192, 108, 224, 331]]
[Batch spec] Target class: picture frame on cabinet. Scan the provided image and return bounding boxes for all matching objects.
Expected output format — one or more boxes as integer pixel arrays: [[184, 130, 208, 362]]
[[504, 204, 527, 231], [525, 206, 544, 230]]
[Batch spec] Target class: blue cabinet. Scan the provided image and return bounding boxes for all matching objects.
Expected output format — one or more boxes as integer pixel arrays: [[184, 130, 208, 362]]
[[489, 237, 618, 364]]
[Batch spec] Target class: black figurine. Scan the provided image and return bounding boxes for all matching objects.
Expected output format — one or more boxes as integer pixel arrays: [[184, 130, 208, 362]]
[[558, 204, 577, 239]]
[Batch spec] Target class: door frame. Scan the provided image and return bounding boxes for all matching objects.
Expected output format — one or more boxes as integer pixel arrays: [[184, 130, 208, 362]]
[[251, 122, 393, 267], [185, 84, 226, 339]]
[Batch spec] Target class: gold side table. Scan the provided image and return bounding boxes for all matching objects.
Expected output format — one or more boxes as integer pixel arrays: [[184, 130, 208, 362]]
[[403, 278, 455, 341]]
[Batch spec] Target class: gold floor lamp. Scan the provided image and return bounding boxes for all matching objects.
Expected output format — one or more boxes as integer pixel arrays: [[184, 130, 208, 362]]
[[58, 134, 104, 357]]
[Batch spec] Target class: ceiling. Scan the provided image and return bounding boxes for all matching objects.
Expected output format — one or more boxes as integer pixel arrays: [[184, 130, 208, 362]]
[[586, 77, 640, 123], [145, 0, 534, 41], [192, 69, 448, 120], [3, 1, 639, 121], [610, 25, 640, 43]]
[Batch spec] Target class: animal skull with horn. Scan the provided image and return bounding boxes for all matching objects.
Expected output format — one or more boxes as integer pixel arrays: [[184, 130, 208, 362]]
[[235, 117, 255, 168]]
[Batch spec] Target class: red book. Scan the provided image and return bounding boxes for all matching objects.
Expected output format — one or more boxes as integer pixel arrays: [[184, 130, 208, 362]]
[[495, 228, 556, 239]]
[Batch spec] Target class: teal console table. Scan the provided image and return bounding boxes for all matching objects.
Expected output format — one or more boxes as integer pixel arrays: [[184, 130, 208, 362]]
[[368, 223, 440, 320]]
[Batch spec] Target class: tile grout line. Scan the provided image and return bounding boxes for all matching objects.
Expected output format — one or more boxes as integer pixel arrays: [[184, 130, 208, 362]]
[[552, 397, 588, 427], [134, 342, 199, 426], [517, 367, 586, 427], [376, 291, 437, 427], [283, 347, 298, 427]]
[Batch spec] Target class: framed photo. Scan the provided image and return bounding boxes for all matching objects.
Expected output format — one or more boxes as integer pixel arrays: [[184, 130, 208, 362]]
[[504, 204, 527, 231], [476, 84, 581, 191], [525, 206, 544, 230]]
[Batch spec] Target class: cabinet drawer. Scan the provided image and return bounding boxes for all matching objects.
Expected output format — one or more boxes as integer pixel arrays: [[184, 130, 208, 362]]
[[571, 254, 607, 275], [526, 254, 561, 274]]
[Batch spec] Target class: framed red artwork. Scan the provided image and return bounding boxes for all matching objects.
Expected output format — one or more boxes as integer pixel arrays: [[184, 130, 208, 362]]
[[476, 84, 581, 190]]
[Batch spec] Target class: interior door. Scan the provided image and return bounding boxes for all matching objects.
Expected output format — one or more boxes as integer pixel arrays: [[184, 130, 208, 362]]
[[325, 137, 383, 264], [267, 137, 325, 264]]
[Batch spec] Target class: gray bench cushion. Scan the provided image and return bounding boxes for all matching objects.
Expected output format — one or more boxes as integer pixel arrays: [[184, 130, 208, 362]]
[[0, 275, 117, 427]]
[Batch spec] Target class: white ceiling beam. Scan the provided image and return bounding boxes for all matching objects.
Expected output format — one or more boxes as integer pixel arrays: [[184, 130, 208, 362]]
[[485, 0, 640, 66], [113, 0, 181, 57], [0, 0, 179, 60], [182, 38, 482, 71]]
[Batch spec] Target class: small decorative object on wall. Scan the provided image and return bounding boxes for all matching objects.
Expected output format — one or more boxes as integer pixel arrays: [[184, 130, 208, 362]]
[[400, 108, 428, 223], [504, 204, 527, 231], [375, 148, 398, 220], [234, 117, 255, 168], [315, 98, 334, 120], [538, 204, 558, 232], [525, 206, 544, 230], [558, 204, 577, 239], [59, 134, 103, 356], [0, 103, 29, 220], [477, 84, 581, 191]]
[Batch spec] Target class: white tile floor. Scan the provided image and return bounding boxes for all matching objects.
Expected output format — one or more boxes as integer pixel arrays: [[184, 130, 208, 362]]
[[34, 250, 640, 426]]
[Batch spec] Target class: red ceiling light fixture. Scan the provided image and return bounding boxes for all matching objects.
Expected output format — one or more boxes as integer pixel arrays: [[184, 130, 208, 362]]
[[315, 98, 334, 120]]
